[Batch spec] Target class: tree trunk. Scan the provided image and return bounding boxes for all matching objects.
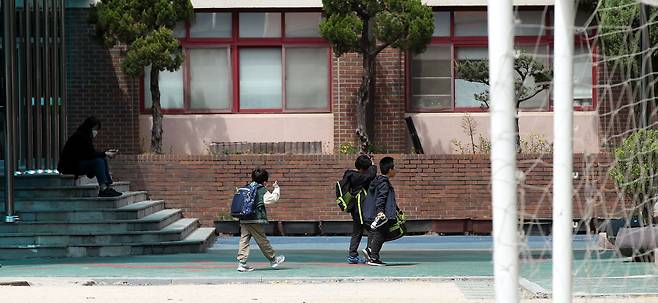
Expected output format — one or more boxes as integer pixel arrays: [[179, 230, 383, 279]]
[[515, 110, 521, 153], [150, 68, 163, 154], [356, 17, 377, 153]]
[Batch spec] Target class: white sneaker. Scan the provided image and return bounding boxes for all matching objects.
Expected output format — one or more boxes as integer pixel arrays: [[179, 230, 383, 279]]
[[270, 255, 286, 268], [237, 262, 254, 272]]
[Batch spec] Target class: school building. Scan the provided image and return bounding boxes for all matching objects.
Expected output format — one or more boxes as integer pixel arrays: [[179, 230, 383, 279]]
[[3, 0, 634, 234], [63, 0, 618, 158]]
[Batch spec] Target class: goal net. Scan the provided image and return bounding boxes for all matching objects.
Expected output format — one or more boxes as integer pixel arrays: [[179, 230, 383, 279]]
[[482, 0, 658, 300]]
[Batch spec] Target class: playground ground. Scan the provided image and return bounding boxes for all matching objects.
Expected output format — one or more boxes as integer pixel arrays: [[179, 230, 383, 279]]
[[1, 236, 657, 302]]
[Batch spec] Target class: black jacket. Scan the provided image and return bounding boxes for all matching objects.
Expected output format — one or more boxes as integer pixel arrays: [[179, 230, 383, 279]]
[[57, 130, 105, 176], [363, 175, 398, 222], [342, 165, 377, 212]]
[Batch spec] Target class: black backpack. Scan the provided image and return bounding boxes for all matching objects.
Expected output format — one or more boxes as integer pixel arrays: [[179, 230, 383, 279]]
[[335, 176, 367, 215], [230, 183, 263, 219]]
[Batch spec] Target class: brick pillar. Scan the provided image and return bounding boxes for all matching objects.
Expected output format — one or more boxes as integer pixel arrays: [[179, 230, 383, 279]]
[[332, 49, 409, 154], [66, 8, 140, 154], [597, 62, 640, 150]]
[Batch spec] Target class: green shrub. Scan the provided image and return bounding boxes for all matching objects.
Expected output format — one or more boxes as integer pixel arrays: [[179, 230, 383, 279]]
[[609, 129, 658, 225]]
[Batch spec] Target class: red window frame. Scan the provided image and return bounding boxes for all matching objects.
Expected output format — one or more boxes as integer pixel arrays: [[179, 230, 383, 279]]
[[406, 7, 598, 113], [140, 9, 332, 115]]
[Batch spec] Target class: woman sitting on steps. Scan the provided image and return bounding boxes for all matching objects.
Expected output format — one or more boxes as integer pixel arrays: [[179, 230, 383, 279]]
[[57, 116, 122, 197]]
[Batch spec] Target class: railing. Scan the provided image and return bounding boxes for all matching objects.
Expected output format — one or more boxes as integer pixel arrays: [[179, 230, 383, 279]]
[[3, 0, 67, 222]]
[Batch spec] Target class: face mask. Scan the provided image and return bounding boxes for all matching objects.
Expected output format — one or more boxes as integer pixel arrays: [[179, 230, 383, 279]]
[[92, 130, 98, 138]]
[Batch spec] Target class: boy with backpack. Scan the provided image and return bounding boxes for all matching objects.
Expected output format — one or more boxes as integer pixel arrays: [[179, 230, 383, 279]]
[[234, 168, 285, 272], [362, 157, 400, 266], [337, 155, 377, 264]]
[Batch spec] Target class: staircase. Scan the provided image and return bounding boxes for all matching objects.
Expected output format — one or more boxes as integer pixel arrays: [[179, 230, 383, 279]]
[[0, 174, 216, 260]]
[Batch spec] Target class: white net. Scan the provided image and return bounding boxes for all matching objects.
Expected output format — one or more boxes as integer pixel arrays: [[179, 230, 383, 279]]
[[505, 0, 658, 300]]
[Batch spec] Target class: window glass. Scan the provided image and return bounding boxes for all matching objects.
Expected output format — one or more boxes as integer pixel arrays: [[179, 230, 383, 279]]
[[573, 46, 593, 106], [455, 47, 488, 108], [515, 10, 546, 36], [189, 48, 232, 110], [285, 47, 329, 109], [285, 13, 322, 37], [239, 48, 282, 109], [239, 13, 282, 38], [454, 11, 487, 36], [410, 46, 452, 110], [190, 13, 232, 38], [432, 12, 451, 37], [516, 45, 550, 109], [144, 66, 184, 109]]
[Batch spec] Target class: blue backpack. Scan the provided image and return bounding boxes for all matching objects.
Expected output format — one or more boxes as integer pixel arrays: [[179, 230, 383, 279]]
[[230, 183, 263, 219]]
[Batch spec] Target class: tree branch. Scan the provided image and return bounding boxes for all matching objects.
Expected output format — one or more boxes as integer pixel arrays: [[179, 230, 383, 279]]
[[518, 87, 546, 103], [373, 42, 392, 56]]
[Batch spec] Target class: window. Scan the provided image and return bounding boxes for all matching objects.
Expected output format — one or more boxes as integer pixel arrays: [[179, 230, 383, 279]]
[[144, 66, 184, 109], [410, 46, 452, 110], [454, 11, 487, 36], [285, 13, 322, 37], [239, 13, 282, 38], [190, 13, 231, 38], [573, 46, 594, 107], [285, 47, 329, 109], [514, 10, 547, 36], [141, 11, 330, 114], [239, 48, 283, 109], [432, 12, 450, 37], [516, 45, 550, 109], [455, 47, 488, 108], [409, 9, 596, 112], [189, 48, 232, 110]]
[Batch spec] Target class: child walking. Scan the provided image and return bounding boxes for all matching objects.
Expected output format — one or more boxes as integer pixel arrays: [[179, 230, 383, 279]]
[[236, 168, 285, 272], [341, 155, 377, 264], [362, 157, 398, 266]]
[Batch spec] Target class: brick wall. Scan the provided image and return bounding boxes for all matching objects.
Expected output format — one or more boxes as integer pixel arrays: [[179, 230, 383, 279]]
[[112, 154, 623, 227], [66, 8, 140, 154]]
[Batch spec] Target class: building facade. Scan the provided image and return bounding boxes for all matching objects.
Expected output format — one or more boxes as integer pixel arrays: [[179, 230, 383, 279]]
[[65, 0, 607, 156]]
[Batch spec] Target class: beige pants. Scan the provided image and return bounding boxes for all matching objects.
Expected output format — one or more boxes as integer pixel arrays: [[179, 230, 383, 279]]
[[237, 223, 276, 263]]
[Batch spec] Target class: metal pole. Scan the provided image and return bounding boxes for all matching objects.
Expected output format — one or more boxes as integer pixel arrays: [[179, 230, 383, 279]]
[[53, 0, 60, 167], [44, 0, 52, 170], [640, 3, 650, 129], [35, 0, 42, 169], [553, 0, 575, 302], [59, 0, 66, 151], [4, 0, 19, 222], [488, 1, 519, 302], [25, 0, 34, 170]]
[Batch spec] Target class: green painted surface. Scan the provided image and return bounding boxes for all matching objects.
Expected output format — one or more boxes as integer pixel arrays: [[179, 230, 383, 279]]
[[0, 236, 656, 296]]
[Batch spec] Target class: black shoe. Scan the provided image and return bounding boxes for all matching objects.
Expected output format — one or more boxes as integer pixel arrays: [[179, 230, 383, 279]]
[[99, 188, 122, 197], [367, 259, 387, 266]]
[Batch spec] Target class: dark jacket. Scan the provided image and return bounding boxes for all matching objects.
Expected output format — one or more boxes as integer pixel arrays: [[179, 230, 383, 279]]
[[239, 183, 270, 224], [363, 175, 398, 222], [342, 165, 377, 212], [57, 130, 105, 176]]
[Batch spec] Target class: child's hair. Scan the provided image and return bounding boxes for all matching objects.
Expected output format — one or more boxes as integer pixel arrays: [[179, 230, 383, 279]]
[[379, 157, 395, 175], [355, 155, 371, 170], [251, 168, 269, 184]]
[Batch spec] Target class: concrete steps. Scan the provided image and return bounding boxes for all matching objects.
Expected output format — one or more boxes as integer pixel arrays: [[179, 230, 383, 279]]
[[10, 181, 131, 199], [0, 218, 200, 246], [1, 200, 166, 222], [0, 227, 216, 259], [0, 209, 184, 233], [1, 191, 150, 211], [0, 175, 216, 260]]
